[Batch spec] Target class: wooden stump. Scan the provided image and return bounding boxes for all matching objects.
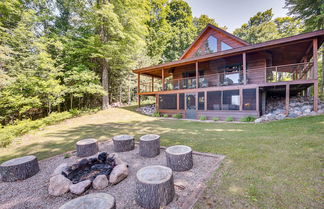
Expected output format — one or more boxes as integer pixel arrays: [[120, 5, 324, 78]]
[[135, 165, 174, 209], [59, 193, 116, 209], [166, 145, 193, 171], [0, 155, 39, 182], [76, 138, 98, 157], [139, 134, 160, 158], [112, 135, 134, 152]]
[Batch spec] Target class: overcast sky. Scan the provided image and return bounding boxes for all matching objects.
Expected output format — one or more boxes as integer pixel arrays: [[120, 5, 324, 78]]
[[184, 0, 289, 32]]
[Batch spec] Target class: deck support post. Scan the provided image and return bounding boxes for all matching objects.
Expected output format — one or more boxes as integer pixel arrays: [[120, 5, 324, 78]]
[[204, 91, 207, 111], [156, 94, 159, 110], [152, 76, 154, 92], [196, 62, 199, 88], [196, 92, 198, 111], [177, 93, 179, 111], [243, 53, 247, 85], [138, 73, 141, 107], [285, 84, 290, 116], [162, 68, 165, 91], [239, 88, 243, 111], [256, 87, 260, 116], [313, 38, 318, 112]]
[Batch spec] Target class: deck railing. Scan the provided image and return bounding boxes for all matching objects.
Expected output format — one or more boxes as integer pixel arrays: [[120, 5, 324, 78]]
[[265, 62, 313, 83]]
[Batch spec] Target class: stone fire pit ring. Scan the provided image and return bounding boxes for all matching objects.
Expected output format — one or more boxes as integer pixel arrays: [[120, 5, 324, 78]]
[[59, 193, 116, 209], [135, 165, 175, 209], [112, 135, 135, 152], [0, 155, 39, 182], [166, 145, 193, 171]]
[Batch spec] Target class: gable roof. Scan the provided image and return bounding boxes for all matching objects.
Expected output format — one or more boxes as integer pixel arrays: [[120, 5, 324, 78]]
[[180, 24, 250, 60]]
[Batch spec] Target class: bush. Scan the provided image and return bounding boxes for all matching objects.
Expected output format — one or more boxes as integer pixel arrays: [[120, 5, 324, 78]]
[[225, 116, 234, 122], [240, 116, 257, 122], [152, 112, 161, 117], [172, 113, 182, 119], [212, 117, 220, 121], [199, 115, 207, 120], [163, 114, 169, 118], [0, 109, 98, 148]]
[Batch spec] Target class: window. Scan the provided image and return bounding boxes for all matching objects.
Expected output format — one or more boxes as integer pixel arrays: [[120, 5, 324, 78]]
[[179, 93, 185, 110], [221, 41, 232, 51], [223, 90, 240, 110], [243, 89, 256, 110], [159, 94, 177, 109], [198, 92, 205, 110], [194, 35, 218, 57], [207, 91, 221, 110], [205, 36, 217, 53]]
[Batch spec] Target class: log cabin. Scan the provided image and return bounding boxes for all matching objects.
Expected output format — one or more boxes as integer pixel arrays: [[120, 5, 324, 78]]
[[133, 24, 324, 119]]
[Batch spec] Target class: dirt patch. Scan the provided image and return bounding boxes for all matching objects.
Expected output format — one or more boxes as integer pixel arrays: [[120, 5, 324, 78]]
[[0, 140, 224, 209]]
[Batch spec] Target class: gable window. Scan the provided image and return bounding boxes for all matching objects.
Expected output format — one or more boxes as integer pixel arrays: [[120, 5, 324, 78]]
[[194, 35, 218, 57], [221, 41, 232, 51]]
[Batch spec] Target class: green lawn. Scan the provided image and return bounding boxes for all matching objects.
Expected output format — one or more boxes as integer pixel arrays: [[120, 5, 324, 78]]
[[1, 107, 323, 208]]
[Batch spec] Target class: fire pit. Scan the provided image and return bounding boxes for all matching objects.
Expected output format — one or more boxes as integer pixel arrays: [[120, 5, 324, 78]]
[[63, 152, 116, 184]]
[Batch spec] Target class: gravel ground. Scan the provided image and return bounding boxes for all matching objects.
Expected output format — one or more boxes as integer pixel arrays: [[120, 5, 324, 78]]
[[0, 141, 224, 209]]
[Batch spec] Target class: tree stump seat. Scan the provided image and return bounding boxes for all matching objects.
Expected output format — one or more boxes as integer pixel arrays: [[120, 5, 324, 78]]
[[139, 134, 160, 158], [0, 155, 39, 182], [166, 145, 193, 171], [76, 138, 99, 157], [59, 193, 116, 209], [135, 165, 175, 209], [113, 135, 135, 152]]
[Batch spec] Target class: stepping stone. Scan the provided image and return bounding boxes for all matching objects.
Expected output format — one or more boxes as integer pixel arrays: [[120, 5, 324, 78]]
[[59, 193, 116, 209], [135, 165, 174, 209], [76, 138, 99, 157], [112, 135, 134, 152], [166, 145, 193, 171], [139, 134, 160, 158], [0, 155, 39, 182]]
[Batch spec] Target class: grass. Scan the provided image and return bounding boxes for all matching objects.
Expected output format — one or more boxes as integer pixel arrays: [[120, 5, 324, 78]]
[[0, 106, 323, 208]]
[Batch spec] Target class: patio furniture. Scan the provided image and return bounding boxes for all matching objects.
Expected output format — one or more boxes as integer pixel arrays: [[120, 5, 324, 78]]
[[76, 138, 99, 157], [113, 135, 135, 152], [166, 145, 193, 171]]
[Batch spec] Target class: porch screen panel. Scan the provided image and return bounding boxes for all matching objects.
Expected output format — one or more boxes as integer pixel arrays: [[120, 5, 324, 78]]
[[223, 90, 240, 110], [207, 91, 221, 110], [159, 94, 177, 109], [179, 93, 185, 110], [198, 92, 205, 110], [243, 89, 256, 110]]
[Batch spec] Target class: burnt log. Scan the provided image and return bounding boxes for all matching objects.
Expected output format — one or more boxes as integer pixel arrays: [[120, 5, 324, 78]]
[[59, 193, 116, 209], [112, 135, 134, 152], [0, 155, 39, 182], [139, 134, 160, 158], [76, 138, 99, 157], [166, 145, 193, 171], [135, 165, 174, 209]]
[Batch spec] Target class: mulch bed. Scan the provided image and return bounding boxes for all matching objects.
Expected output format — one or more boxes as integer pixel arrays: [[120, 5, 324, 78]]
[[0, 140, 224, 209]]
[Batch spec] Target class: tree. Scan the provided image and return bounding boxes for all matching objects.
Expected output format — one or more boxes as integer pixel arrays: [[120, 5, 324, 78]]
[[163, 0, 197, 61], [285, 0, 324, 94], [193, 14, 227, 34]]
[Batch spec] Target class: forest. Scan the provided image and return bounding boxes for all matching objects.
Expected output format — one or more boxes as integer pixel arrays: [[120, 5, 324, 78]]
[[0, 0, 323, 125]]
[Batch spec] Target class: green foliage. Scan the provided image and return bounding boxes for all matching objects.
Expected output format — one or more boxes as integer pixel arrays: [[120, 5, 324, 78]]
[[152, 112, 161, 117], [193, 14, 227, 34], [240, 116, 257, 122], [172, 113, 182, 119], [212, 117, 220, 121], [64, 153, 71, 159], [199, 115, 207, 120], [225, 116, 234, 122], [233, 9, 304, 44], [163, 114, 169, 118]]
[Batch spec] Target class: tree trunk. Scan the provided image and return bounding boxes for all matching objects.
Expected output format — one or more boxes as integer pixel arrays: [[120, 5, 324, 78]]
[[321, 50, 324, 94], [70, 94, 73, 110]]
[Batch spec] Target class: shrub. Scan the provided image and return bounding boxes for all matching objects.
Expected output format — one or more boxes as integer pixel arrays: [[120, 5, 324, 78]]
[[225, 116, 234, 122], [212, 117, 220, 121], [163, 114, 169, 118], [172, 113, 182, 119], [240, 116, 257, 122], [64, 153, 71, 159], [199, 115, 207, 120], [152, 112, 161, 117]]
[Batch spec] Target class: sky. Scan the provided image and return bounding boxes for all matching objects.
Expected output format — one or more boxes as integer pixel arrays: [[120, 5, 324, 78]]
[[184, 0, 289, 32]]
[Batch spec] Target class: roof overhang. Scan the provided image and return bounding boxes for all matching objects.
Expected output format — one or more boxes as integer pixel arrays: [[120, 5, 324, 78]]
[[133, 30, 324, 75]]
